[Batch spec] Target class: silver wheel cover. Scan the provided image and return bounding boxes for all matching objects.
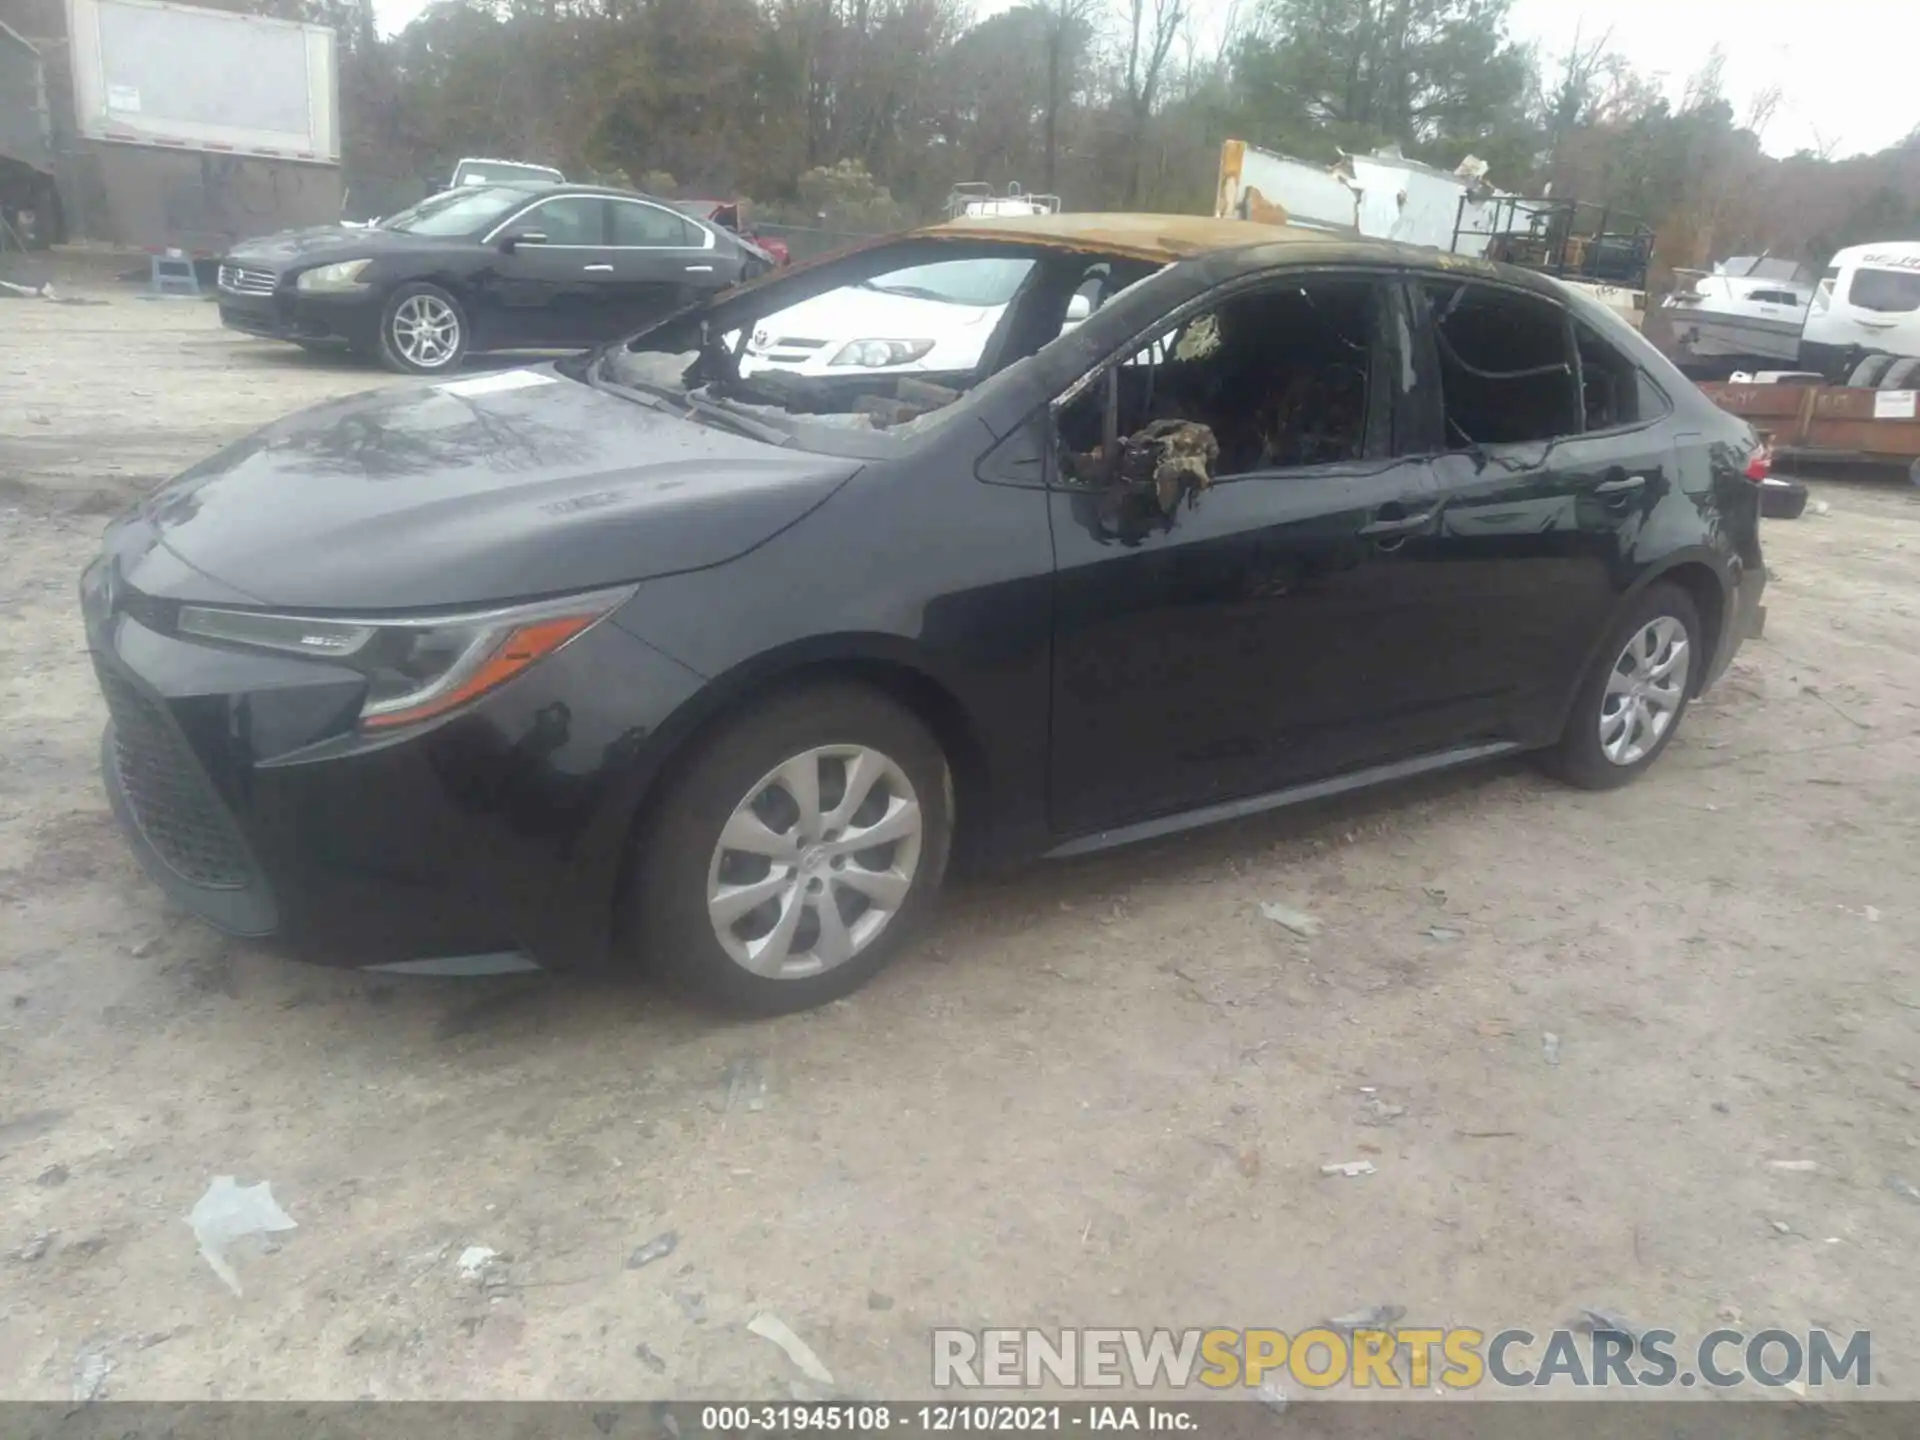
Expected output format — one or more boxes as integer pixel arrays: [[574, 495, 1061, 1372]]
[[391, 293, 461, 368], [706, 745, 924, 979], [1598, 615, 1690, 766]]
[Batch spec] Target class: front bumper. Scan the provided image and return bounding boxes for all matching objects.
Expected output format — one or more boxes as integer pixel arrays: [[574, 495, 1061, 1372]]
[[217, 285, 381, 350], [86, 592, 704, 973]]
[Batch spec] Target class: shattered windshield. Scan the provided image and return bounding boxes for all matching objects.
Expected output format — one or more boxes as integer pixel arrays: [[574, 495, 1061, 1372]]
[[380, 187, 529, 237], [588, 242, 1162, 457]]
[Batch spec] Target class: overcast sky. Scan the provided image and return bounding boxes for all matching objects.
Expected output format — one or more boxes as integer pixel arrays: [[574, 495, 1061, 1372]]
[[371, 0, 1914, 161]]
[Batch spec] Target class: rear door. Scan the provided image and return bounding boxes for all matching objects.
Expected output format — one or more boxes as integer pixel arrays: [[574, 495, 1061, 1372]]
[[604, 199, 737, 332], [1404, 279, 1650, 744]]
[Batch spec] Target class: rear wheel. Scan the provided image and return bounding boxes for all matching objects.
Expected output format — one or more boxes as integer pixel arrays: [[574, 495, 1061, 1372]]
[[1543, 583, 1701, 791], [1880, 357, 1920, 389], [629, 684, 952, 1014], [1846, 353, 1894, 388]]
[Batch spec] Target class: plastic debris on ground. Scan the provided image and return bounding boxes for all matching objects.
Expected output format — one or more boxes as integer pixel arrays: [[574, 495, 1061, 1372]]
[[14, 1232, 53, 1263], [1259, 902, 1321, 937], [1319, 1159, 1376, 1178], [1256, 1375, 1289, 1413], [1359, 1097, 1406, 1125], [1424, 926, 1464, 942], [1326, 1304, 1406, 1333], [71, 1344, 112, 1403], [1542, 1032, 1562, 1066], [1574, 1308, 1641, 1347], [747, 1311, 835, 1387], [626, 1230, 678, 1269], [1888, 1177, 1920, 1205], [1768, 1160, 1819, 1172], [187, 1176, 297, 1296], [456, 1245, 499, 1281]]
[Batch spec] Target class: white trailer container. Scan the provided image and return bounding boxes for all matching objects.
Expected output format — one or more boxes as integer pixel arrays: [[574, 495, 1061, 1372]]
[[59, 0, 343, 250], [1216, 139, 1649, 328]]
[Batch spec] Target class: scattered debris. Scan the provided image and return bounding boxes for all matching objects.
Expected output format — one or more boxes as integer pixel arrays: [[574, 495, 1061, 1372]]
[[456, 1245, 499, 1282], [1319, 1159, 1376, 1178], [1784, 1378, 1809, 1400], [71, 1343, 112, 1403], [1326, 1304, 1406, 1333], [1256, 1375, 1289, 1414], [634, 1341, 667, 1373], [1717, 1304, 1743, 1324], [1887, 1177, 1920, 1206], [723, 1057, 770, 1113], [1542, 1032, 1561, 1066], [1259, 902, 1321, 937], [1236, 1147, 1261, 1178], [675, 1291, 708, 1322], [13, 1232, 53, 1263], [1808, 500, 1830, 516], [1359, 1098, 1406, 1126], [1770, 1220, 1793, 1235], [1475, 1019, 1513, 1038], [1424, 926, 1464, 942], [867, 1291, 895, 1311], [1455, 1129, 1520, 1140], [187, 1176, 297, 1296], [129, 936, 159, 959], [748, 1311, 835, 1387], [1768, 1160, 1819, 1173], [626, 1231, 679, 1269], [36, 1163, 69, 1186], [1865, 905, 1882, 922], [1574, 1308, 1641, 1348], [1713, 1101, 1731, 1115]]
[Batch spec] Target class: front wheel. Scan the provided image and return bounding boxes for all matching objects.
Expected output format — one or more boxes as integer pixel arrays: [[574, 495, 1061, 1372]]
[[628, 684, 953, 1014], [376, 282, 469, 375], [1543, 583, 1702, 790]]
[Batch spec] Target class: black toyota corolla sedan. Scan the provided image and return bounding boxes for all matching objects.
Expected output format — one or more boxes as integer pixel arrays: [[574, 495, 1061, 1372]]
[[85, 214, 1768, 1013], [215, 182, 774, 374]]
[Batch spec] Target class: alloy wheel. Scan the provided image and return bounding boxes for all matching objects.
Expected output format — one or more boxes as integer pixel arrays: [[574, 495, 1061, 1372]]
[[1598, 615, 1690, 766], [391, 293, 461, 368], [705, 744, 924, 979]]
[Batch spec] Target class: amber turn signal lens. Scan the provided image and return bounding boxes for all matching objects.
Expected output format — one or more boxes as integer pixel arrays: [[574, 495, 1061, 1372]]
[[360, 613, 598, 730]]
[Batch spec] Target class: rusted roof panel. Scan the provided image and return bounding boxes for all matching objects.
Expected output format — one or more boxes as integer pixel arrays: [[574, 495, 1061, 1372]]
[[924, 212, 1313, 262]]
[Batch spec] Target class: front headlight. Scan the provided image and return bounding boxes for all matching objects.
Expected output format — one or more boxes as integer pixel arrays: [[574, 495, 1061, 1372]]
[[829, 338, 935, 368], [296, 259, 374, 293], [177, 586, 634, 731]]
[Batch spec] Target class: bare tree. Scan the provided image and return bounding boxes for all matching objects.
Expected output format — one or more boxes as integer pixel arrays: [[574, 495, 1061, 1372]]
[[1117, 0, 1185, 205], [1042, 0, 1097, 192]]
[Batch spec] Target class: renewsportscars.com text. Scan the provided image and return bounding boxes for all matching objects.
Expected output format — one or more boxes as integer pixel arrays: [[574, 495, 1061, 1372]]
[[931, 1326, 1872, 1392]]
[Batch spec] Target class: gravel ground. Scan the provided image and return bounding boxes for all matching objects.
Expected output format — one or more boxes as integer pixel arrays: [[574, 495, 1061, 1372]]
[[2, 280, 1918, 1404]]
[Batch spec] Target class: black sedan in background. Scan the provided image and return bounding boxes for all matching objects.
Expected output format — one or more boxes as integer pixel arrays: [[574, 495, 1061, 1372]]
[[89, 215, 1767, 1015], [215, 182, 773, 374]]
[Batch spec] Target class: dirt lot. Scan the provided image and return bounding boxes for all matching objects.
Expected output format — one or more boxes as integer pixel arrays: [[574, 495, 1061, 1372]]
[[2, 278, 1918, 1405]]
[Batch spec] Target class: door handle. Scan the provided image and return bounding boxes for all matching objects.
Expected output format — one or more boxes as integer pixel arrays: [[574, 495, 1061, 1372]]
[[1594, 475, 1647, 494], [1358, 508, 1436, 538], [684, 264, 714, 273], [582, 263, 614, 273]]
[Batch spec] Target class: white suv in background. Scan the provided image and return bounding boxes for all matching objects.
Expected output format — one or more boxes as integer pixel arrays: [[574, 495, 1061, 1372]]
[[1799, 241, 1920, 385]]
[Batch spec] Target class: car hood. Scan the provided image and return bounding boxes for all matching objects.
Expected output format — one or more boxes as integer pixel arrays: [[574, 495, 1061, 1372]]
[[755, 287, 1001, 344], [113, 368, 859, 612], [225, 225, 446, 267]]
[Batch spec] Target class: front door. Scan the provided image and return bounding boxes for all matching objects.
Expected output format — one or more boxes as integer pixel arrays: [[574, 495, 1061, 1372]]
[[1047, 272, 1463, 839], [473, 194, 612, 348]]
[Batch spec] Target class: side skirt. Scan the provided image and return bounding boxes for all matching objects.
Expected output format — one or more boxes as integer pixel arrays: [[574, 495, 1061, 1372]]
[[1043, 741, 1524, 859]]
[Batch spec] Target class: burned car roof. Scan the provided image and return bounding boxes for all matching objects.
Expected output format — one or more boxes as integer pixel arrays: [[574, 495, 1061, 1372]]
[[926, 212, 1313, 262]]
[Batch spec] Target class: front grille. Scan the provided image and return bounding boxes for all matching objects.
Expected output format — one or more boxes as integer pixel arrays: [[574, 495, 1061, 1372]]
[[99, 670, 251, 890], [218, 263, 276, 296], [774, 336, 827, 349]]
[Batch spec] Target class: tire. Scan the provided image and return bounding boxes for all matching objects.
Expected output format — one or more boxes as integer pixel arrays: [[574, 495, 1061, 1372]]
[[1880, 357, 1920, 390], [1542, 582, 1703, 791], [375, 281, 469, 375], [629, 683, 953, 1014], [1760, 478, 1809, 520], [1845, 353, 1894, 389]]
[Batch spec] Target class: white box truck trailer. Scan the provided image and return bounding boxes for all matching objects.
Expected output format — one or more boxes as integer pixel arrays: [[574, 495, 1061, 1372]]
[[59, 0, 343, 251]]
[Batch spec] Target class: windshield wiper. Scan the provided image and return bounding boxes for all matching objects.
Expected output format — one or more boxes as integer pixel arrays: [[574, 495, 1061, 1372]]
[[684, 392, 790, 446]]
